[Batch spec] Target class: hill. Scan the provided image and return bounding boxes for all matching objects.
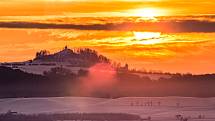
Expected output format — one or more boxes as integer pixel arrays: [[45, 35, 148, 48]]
[[34, 46, 110, 67]]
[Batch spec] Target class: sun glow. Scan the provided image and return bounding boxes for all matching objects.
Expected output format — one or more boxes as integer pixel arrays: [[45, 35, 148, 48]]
[[129, 8, 167, 19], [133, 32, 161, 40], [133, 32, 162, 45]]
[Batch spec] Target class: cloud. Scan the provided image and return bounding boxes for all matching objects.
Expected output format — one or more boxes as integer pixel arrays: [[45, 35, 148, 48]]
[[0, 20, 215, 33]]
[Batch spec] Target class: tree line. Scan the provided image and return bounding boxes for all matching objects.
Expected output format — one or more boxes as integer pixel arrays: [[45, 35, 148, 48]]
[[0, 65, 215, 98]]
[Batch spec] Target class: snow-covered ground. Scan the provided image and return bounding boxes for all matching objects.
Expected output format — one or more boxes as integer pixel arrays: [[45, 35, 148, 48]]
[[0, 97, 215, 121], [0, 63, 88, 75], [132, 73, 171, 80], [18, 65, 87, 75]]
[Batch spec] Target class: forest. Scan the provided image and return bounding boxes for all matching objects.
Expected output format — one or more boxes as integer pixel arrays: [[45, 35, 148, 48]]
[[0, 65, 215, 98]]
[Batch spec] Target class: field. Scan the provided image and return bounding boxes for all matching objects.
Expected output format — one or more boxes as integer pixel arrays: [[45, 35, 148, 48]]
[[0, 97, 215, 121]]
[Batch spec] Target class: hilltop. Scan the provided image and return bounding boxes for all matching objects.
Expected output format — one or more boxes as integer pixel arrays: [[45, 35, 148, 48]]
[[34, 46, 110, 66], [0, 46, 111, 75]]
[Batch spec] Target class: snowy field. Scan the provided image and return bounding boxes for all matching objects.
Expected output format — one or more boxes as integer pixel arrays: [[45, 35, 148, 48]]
[[0, 97, 215, 121]]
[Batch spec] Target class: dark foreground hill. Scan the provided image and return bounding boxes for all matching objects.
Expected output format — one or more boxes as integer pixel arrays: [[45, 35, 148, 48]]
[[0, 66, 215, 98]]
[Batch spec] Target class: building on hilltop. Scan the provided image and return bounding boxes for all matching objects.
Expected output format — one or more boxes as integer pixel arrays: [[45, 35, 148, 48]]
[[0, 46, 110, 75]]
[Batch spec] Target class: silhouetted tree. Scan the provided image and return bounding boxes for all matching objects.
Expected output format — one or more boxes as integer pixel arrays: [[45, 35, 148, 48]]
[[36, 50, 50, 59]]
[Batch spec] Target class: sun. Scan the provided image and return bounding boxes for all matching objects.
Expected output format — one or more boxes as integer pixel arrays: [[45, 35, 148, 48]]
[[129, 8, 167, 19], [135, 8, 157, 18]]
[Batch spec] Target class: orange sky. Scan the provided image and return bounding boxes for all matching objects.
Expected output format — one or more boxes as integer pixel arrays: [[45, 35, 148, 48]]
[[0, 0, 215, 74], [0, 0, 214, 16]]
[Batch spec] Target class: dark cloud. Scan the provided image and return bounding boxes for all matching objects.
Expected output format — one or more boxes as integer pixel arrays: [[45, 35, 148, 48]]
[[0, 20, 215, 33]]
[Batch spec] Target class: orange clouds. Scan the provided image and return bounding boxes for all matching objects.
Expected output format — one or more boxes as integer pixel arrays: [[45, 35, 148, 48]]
[[0, 0, 214, 16]]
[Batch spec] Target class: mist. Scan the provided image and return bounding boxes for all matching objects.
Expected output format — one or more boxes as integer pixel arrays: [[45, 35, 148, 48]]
[[78, 63, 117, 97]]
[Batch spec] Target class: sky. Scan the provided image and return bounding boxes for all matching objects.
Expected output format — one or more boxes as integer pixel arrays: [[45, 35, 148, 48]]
[[0, 0, 215, 74], [0, 0, 215, 16]]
